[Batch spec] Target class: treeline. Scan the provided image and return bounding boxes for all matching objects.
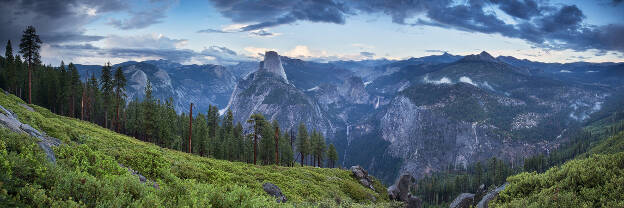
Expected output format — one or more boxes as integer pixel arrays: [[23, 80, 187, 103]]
[[416, 116, 624, 206], [0, 25, 340, 168], [415, 157, 518, 205]]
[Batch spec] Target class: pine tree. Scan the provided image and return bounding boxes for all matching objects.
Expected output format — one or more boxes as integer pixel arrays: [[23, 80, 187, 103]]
[[296, 123, 310, 166], [4, 40, 16, 93], [68, 63, 81, 118], [142, 80, 155, 142], [315, 131, 327, 167], [100, 62, 113, 128], [113, 67, 126, 132], [280, 131, 294, 166], [328, 143, 338, 168], [19, 25, 42, 104], [247, 113, 265, 165]]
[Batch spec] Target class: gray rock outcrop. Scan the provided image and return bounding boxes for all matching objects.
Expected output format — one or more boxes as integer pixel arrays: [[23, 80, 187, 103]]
[[119, 164, 160, 189], [262, 182, 287, 203], [387, 173, 421, 207], [477, 183, 508, 208], [260, 51, 288, 83], [449, 193, 475, 208], [0, 104, 60, 162], [350, 165, 375, 191]]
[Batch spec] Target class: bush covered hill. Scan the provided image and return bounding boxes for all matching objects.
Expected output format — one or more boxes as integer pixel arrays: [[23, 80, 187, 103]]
[[491, 124, 624, 207], [0, 92, 394, 207]]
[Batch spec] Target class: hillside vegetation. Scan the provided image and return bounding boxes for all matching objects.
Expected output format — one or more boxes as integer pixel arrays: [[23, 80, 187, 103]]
[[0, 92, 391, 207], [491, 124, 624, 207]]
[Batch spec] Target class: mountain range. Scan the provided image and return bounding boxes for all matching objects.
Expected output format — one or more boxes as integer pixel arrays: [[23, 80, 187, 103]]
[[75, 51, 624, 184]]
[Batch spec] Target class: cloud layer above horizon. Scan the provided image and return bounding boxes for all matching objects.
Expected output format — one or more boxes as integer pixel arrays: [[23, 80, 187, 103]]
[[0, 0, 622, 65]]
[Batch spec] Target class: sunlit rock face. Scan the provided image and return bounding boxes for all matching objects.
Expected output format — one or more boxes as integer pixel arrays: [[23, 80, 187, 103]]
[[260, 51, 289, 83]]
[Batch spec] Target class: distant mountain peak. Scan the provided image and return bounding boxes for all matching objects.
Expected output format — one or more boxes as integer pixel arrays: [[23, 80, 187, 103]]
[[461, 51, 498, 63], [260, 51, 289, 83]]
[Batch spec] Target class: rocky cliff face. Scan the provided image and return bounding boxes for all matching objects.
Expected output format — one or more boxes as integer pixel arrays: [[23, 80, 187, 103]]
[[77, 60, 240, 114], [225, 52, 334, 135], [260, 51, 289, 83]]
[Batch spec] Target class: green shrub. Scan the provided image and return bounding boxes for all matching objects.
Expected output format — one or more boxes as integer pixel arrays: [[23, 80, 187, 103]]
[[493, 152, 624, 207]]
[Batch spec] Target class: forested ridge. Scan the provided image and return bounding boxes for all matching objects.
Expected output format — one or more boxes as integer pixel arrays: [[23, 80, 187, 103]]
[[0, 26, 339, 169], [413, 92, 624, 207]]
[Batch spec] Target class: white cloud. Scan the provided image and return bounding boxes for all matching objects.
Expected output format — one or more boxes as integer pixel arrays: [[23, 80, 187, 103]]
[[102, 33, 187, 49], [459, 76, 477, 86], [423, 75, 452, 85], [222, 24, 248, 32], [559, 70, 572, 73]]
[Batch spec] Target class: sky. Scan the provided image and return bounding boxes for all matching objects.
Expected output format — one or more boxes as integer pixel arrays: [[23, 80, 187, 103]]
[[0, 0, 623, 66]]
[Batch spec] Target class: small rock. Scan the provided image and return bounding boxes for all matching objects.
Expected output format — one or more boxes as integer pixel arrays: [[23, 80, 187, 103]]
[[20, 123, 44, 139], [19, 103, 34, 112], [350, 165, 368, 179], [450, 193, 475, 208], [350, 165, 376, 191], [388, 184, 399, 200], [477, 183, 508, 208], [139, 175, 147, 182], [262, 183, 287, 203]]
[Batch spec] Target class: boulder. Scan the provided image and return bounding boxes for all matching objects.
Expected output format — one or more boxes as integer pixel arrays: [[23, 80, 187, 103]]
[[450, 193, 475, 208], [19, 103, 34, 112], [397, 174, 414, 202], [0, 110, 24, 133], [477, 183, 508, 208], [263, 183, 287, 203], [350, 165, 375, 191], [473, 184, 486, 205], [350, 165, 368, 179], [388, 185, 399, 200]]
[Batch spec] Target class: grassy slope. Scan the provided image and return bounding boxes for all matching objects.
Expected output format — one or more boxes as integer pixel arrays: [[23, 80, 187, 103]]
[[0, 92, 392, 207], [491, 125, 624, 207]]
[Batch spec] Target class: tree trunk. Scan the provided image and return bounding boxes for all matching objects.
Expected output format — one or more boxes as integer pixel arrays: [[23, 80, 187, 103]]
[[28, 64, 31, 104], [301, 153, 304, 167], [188, 103, 193, 153], [253, 127, 258, 165], [275, 126, 279, 165]]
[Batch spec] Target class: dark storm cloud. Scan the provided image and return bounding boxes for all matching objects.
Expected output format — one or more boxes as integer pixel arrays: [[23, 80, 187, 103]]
[[359, 51, 375, 57], [491, 0, 541, 19], [107, 0, 176, 30], [0, 0, 126, 44], [210, 0, 350, 31], [249, 29, 276, 36], [208, 0, 624, 52]]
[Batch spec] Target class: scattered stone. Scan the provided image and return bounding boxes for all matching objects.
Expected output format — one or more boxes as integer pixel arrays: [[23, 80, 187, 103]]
[[19, 103, 34, 112], [119, 163, 160, 190], [262, 182, 287, 203], [450, 193, 475, 208], [477, 183, 508, 208], [350, 165, 376, 191]]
